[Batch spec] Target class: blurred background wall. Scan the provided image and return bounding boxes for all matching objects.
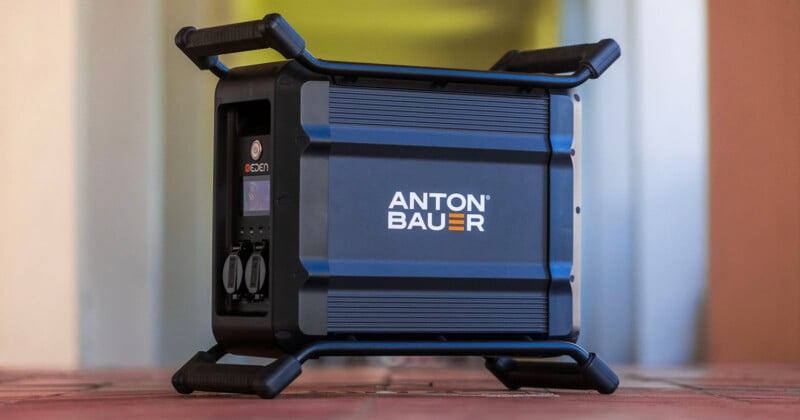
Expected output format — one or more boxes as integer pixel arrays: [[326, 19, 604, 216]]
[[707, 0, 800, 362], [0, 0, 80, 368], [0, 0, 797, 368]]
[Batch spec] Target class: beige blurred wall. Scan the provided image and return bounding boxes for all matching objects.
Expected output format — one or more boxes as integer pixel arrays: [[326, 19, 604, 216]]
[[159, 0, 226, 366], [0, 0, 247, 369], [78, 0, 163, 367], [0, 0, 166, 368], [0, 1, 80, 367]]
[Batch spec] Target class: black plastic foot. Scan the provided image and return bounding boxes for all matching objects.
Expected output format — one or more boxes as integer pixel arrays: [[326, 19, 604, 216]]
[[485, 352, 619, 394], [171, 346, 302, 399]]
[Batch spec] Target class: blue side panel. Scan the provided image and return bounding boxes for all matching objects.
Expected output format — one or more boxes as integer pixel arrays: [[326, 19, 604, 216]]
[[326, 146, 548, 279], [300, 83, 555, 334], [330, 85, 549, 135], [327, 288, 548, 333]]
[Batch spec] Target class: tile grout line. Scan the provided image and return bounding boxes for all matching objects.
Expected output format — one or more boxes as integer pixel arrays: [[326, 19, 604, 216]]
[[627, 373, 749, 404], [0, 381, 112, 407]]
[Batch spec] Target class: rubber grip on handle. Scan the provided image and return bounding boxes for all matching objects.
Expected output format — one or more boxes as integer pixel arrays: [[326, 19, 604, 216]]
[[486, 353, 619, 394], [172, 351, 302, 399], [492, 39, 621, 79], [175, 14, 306, 74]]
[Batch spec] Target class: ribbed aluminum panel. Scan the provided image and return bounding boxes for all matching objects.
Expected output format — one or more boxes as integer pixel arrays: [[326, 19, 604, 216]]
[[329, 85, 549, 134], [327, 290, 548, 333]]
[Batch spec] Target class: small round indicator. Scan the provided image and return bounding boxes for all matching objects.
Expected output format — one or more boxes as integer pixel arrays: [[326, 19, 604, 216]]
[[250, 139, 263, 160]]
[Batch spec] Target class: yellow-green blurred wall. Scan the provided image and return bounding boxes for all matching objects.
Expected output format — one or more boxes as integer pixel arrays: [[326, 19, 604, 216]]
[[224, 0, 559, 70]]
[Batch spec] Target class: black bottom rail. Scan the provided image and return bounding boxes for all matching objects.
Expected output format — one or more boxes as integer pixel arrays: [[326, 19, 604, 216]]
[[172, 340, 619, 399]]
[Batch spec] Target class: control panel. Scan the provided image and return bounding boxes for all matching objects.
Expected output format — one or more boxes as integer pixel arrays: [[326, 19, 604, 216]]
[[217, 100, 272, 316]]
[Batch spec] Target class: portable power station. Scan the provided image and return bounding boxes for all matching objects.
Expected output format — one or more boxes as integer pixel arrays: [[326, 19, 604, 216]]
[[171, 14, 621, 398]]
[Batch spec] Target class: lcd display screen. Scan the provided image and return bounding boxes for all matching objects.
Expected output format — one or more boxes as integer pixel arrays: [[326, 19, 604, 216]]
[[243, 175, 270, 216]]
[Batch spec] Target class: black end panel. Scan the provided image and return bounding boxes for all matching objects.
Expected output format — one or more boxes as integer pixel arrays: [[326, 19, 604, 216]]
[[547, 91, 577, 341], [270, 62, 329, 353], [210, 63, 283, 357], [296, 143, 331, 337]]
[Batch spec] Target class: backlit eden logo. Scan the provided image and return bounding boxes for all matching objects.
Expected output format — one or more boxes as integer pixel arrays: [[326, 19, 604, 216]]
[[245, 163, 269, 173], [387, 191, 488, 232]]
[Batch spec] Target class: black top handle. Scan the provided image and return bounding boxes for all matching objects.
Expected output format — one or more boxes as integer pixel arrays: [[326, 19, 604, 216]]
[[490, 39, 620, 79], [176, 13, 620, 88], [175, 14, 305, 78]]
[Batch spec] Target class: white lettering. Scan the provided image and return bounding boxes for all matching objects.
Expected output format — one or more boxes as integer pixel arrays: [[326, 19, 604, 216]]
[[429, 193, 446, 211], [388, 211, 407, 229], [388, 192, 408, 209], [407, 213, 427, 230], [467, 194, 485, 212], [466, 214, 484, 232], [387, 192, 489, 232], [247, 162, 269, 173], [428, 213, 445, 231], [447, 193, 466, 211], [409, 192, 428, 210]]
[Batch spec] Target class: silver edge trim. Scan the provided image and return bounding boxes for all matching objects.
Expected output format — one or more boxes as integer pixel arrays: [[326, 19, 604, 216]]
[[571, 93, 582, 333]]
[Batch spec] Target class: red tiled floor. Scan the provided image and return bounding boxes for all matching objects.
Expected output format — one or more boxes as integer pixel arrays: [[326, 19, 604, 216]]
[[0, 365, 798, 419]]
